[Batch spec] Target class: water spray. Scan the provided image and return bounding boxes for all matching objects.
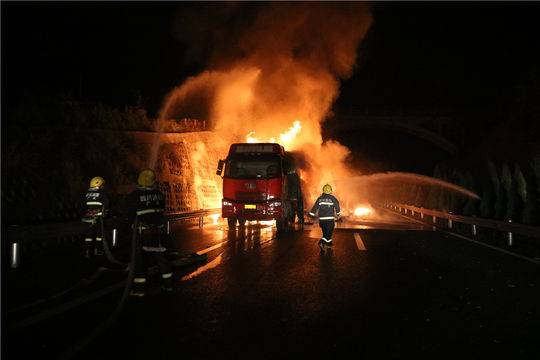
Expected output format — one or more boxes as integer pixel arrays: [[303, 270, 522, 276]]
[[346, 172, 480, 200]]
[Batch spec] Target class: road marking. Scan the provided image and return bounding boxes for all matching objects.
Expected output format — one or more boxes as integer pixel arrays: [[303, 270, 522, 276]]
[[15, 281, 125, 329], [445, 231, 540, 265], [196, 241, 226, 255], [354, 232, 366, 251], [181, 254, 223, 281], [383, 207, 540, 266]]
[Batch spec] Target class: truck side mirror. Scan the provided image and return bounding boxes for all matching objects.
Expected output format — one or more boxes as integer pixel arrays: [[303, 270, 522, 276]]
[[216, 159, 225, 176]]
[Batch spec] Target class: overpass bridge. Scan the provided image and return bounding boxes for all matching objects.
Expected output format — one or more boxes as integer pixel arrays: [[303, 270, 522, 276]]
[[3, 206, 539, 359]]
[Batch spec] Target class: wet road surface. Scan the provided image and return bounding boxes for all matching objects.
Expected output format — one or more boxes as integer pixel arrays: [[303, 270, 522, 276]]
[[5, 213, 540, 359]]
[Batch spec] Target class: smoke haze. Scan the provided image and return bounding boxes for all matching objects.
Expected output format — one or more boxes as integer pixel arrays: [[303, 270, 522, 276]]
[[160, 3, 373, 202]]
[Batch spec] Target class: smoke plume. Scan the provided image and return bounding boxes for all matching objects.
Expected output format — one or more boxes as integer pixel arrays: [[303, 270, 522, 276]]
[[160, 3, 373, 202]]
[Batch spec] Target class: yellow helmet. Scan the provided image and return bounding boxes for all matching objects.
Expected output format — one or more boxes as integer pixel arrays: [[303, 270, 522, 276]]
[[90, 176, 105, 188], [138, 168, 156, 187], [322, 184, 332, 194]]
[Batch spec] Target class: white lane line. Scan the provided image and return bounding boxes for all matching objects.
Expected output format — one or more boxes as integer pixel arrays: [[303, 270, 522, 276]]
[[181, 254, 223, 281], [384, 207, 540, 266], [354, 232, 366, 251], [183, 227, 278, 282], [445, 231, 540, 265], [196, 241, 227, 255], [195, 225, 274, 256]]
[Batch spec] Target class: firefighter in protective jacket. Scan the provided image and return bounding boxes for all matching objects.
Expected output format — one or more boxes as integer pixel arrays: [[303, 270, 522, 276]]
[[309, 184, 340, 252], [128, 168, 173, 296], [82, 176, 109, 257]]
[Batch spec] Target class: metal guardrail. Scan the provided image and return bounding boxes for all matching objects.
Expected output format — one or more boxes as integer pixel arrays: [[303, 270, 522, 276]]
[[166, 208, 221, 226], [382, 203, 540, 240], [4, 208, 221, 268]]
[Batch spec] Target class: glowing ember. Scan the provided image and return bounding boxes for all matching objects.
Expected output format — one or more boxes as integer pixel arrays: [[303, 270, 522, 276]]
[[354, 206, 372, 217]]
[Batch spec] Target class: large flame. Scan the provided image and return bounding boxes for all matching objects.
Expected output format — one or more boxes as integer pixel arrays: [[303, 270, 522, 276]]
[[246, 120, 302, 149], [354, 206, 373, 217], [159, 4, 373, 204]]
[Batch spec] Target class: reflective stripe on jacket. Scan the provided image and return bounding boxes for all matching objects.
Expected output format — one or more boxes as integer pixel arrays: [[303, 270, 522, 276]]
[[128, 186, 166, 224], [84, 187, 109, 216], [309, 194, 340, 220], [128, 186, 167, 250]]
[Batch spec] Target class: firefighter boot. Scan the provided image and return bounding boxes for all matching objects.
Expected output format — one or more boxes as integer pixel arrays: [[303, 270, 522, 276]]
[[94, 237, 104, 256], [130, 278, 147, 297], [84, 239, 93, 258], [318, 239, 326, 253], [161, 273, 174, 292], [326, 240, 334, 252]]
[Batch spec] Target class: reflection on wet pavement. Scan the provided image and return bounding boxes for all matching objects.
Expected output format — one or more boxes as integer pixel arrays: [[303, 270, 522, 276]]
[[181, 254, 223, 281]]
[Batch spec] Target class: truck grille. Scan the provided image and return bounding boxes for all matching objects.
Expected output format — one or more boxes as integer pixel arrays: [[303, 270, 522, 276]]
[[236, 192, 267, 202]]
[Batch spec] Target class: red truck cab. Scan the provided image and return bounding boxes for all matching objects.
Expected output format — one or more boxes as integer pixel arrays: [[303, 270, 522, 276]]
[[216, 143, 294, 233]]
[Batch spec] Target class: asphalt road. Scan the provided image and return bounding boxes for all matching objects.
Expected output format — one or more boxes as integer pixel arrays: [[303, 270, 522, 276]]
[[4, 213, 540, 359]]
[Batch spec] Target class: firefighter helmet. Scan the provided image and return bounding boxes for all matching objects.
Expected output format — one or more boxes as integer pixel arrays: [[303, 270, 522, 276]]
[[90, 176, 105, 188], [138, 168, 156, 187], [322, 184, 332, 194]]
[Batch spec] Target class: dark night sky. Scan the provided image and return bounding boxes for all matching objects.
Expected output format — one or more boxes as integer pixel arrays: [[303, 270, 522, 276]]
[[3, 2, 540, 173], [338, 3, 540, 114], [2, 2, 192, 109]]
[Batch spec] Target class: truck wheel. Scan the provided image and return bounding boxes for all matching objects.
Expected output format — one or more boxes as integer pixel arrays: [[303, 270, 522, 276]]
[[227, 217, 237, 229]]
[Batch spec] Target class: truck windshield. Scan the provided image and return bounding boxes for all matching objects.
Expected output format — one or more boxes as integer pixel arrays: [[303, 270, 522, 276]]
[[225, 158, 281, 179]]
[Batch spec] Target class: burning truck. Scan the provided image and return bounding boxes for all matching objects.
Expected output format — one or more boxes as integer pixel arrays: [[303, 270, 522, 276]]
[[216, 143, 304, 234]]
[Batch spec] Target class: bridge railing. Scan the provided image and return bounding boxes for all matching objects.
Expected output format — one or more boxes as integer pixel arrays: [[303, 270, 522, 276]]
[[382, 203, 540, 240], [4, 208, 221, 269]]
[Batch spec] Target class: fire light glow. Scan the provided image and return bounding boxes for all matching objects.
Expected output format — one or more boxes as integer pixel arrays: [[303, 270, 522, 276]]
[[246, 120, 302, 149], [158, 4, 374, 204], [354, 206, 372, 217], [211, 213, 220, 225], [259, 220, 276, 226]]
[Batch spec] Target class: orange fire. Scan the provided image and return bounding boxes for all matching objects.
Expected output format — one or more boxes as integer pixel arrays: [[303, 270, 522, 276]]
[[210, 213, 220, 225], [246, 120, 302, 149], [158, 4, 373, 206], [354, 206, 372, 217]]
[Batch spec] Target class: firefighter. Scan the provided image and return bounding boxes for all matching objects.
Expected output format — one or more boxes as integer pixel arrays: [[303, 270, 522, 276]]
[[82, 176, 109, 258], [128, 168, 173, 297], [308, 184, 341, 252]]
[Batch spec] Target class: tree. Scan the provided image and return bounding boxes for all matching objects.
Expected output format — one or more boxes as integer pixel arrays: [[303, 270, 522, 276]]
[[479, 181, 495, 218], [493, 163, 509, 220], [506, 172, 523, 221], [487, 161, 500, 193], [514, 164, 527, 204], [522, 162, 540, 225]]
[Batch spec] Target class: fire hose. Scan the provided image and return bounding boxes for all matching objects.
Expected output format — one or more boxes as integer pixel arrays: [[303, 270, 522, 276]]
[[57, 216, 139, 360], [11, 212, 208, 358], [99, 216, 127, 267], [6, 266, 125, 316], [8, 212, 126, 317]]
